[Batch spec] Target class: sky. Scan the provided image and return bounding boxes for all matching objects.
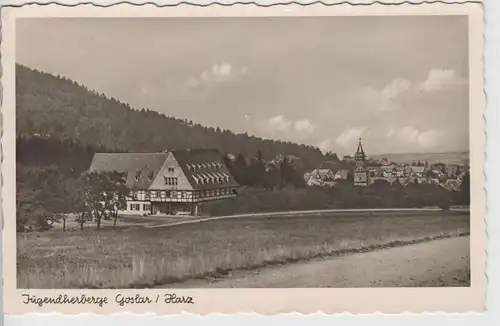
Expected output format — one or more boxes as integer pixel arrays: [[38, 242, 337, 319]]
[[16, 16, 469, 156]]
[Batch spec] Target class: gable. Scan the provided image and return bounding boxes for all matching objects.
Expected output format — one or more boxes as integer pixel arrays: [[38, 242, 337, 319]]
[[149, 152, 194, 191]]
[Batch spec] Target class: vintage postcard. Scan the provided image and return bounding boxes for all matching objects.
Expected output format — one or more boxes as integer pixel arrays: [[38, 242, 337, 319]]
[[1, 1, 486, 315]]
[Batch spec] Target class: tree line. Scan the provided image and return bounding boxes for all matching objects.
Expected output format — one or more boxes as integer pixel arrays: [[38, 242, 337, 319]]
[[224, 151, 306, 189], [16, 64, 334, 171], [16, 137, 308, 231]]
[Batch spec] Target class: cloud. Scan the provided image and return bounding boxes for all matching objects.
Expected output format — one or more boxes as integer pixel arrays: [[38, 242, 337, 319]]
[[335, 127, 367, 147], [396, 126, 444, 148], [416, 129, 444, 148], [361, 77, 411, 112], [381, 78, 412, 100], [267, 115, 292, 131], [294, 119, 318, 133], [361, 69, 467, 113], [419, 69, 467, 92], [399, 126, 420, 143], [185, 76, 199, 88], [317, 139, 332, 152], [187, 62, 248, 88]]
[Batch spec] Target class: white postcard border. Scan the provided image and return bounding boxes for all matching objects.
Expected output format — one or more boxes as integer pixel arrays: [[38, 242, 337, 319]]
[[1, 1, 487, 315]]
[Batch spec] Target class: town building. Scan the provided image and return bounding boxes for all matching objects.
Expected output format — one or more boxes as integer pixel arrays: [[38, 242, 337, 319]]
[[353, 138, 369, 186], [334, 169, 349, 180], [305, 168, 336, 187], [411, 166, 426, 177], [88, 149, 239, 216]]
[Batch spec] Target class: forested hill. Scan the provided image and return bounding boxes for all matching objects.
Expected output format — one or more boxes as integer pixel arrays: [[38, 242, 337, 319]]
[[16, 64, 336, 170]]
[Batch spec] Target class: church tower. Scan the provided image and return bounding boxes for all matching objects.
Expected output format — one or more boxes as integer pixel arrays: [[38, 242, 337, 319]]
[[353, 138, 369, 186]]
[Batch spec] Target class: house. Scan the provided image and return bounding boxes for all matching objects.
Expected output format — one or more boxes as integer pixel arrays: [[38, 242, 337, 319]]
[[88, 149, 239, 216], [306, 168, 336, 187], [411, 166, 426, 177], [447, 164, 463, 177], [367, 166, 383, 178], [334, 169, 349, 180], [381, 164, 396, 178], [395, 166, 406, 177], [445, 179, 461, 191]]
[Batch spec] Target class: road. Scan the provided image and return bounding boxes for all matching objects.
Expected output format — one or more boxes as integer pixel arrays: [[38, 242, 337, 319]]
[[146, 207, 469, 229], [170, 236, 470, 288]]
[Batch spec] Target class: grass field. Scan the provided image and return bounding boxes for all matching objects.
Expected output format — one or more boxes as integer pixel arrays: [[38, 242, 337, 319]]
[[17, 211, 470, 289]]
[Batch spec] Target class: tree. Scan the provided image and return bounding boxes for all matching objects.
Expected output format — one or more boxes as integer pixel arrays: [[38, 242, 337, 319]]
[[83, 172, 107, 229], [234, 153, 249, 185], [106, 171, 128, 228], [82, 171, 129, 229], [455, 172, 470, 205], [65, 177, 88, 230]]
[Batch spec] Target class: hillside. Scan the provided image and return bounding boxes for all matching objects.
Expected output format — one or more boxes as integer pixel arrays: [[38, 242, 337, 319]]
[[16, 65, 336, 171]]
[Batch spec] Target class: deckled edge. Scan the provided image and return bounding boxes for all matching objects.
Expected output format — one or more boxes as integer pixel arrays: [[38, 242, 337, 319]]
[[0, 0, 486, 317]]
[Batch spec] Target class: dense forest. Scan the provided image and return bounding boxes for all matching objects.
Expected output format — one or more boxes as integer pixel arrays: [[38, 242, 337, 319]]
[[16, 64, 338, 173]]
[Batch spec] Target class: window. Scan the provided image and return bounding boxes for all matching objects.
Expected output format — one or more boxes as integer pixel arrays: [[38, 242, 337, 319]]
[[163, 177, 178, 186], [168, 167, 175, 173], [143, 203, 151, 211], [130, 203, 140, 211], [150, 191, 157, 198]]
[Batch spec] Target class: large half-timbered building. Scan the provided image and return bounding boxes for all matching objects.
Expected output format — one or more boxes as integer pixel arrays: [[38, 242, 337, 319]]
[[88, 149, 239, 216]]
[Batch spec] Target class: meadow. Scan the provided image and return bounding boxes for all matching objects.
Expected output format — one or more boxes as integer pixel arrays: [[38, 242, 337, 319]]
[[17, 210, 470, 289]]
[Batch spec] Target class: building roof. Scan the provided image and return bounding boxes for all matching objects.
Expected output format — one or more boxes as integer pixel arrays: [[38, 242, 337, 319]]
[[171, 149, 239, 190], [381, 165, 395, 172], [411, 166, 426, 173], [89, 149, 239, 191], [354, 138, 366, 161], [89, 153, 169, 189]]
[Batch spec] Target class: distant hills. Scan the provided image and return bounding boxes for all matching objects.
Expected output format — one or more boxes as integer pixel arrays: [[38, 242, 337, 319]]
[[16, 64, 339, 171], [370, 152, 470, 165]]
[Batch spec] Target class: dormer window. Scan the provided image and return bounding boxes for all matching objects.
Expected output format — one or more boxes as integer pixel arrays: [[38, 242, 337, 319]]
[[148, 171, 154, 181], [135, 171, 142, 182]]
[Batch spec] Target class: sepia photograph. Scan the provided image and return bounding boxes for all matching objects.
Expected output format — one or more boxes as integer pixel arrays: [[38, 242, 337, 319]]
[[1, 2, 486, 314]]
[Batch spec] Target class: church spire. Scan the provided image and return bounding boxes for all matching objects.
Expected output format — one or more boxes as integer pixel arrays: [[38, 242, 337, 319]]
[[354, 138, 366, 161]]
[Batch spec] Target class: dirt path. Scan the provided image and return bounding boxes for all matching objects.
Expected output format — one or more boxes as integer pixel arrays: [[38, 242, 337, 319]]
[[147, 207, 469, 229], [171, 236, 470, 288]]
